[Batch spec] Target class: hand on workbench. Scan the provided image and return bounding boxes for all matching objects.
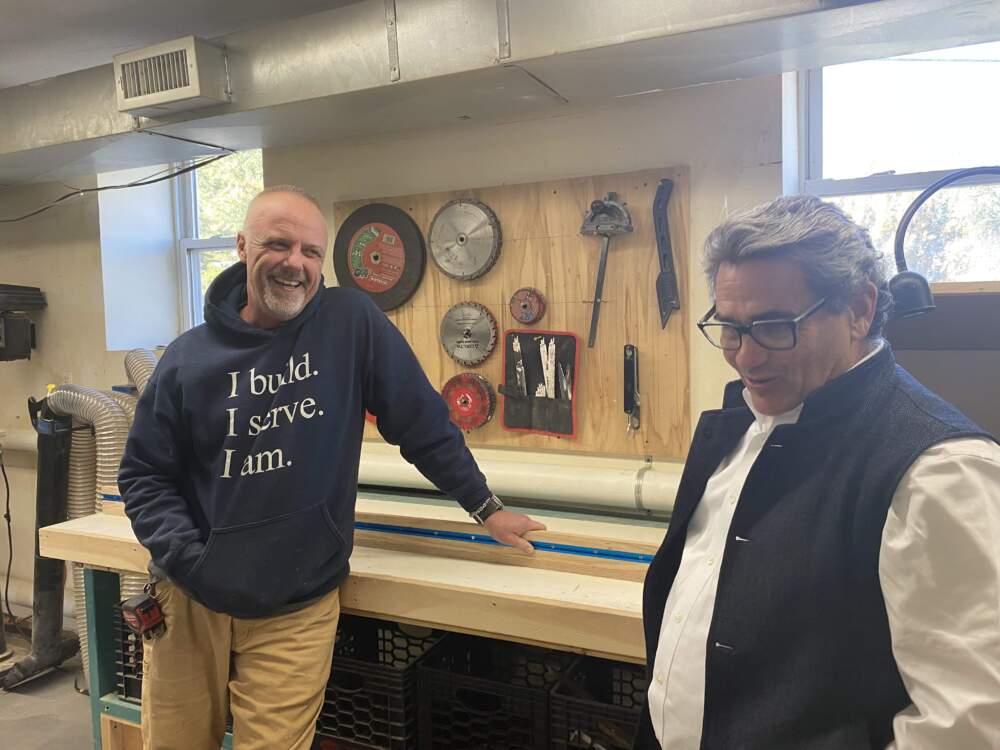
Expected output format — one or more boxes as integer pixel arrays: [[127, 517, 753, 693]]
[[484, 510, 547, 555]]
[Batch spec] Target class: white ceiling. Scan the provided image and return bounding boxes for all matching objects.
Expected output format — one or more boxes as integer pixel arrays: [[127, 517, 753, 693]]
[[0, 0, 358, 89]]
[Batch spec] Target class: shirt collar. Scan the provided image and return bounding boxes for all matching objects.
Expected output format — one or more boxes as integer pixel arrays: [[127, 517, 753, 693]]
[[741, 390, 803, 431], [740, 339, 886, 430], [849, 338, 885, 372]]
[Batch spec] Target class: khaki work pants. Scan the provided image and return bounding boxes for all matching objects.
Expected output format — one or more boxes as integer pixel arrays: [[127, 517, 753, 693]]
[[140, 580, 341, 750]]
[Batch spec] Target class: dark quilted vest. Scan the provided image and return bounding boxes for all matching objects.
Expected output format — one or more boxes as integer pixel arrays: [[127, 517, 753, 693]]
[[634, 346, 994, 749]]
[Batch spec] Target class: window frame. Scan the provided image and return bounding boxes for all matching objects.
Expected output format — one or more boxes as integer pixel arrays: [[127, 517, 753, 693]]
[[176, 237, 239, 329], [173, 152, 262, 330], [801, 67, 1000, 198]]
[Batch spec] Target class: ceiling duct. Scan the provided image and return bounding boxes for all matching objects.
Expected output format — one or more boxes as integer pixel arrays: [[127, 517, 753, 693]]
[[3, 0, 1000, 185], [113, 36, 230, 117]]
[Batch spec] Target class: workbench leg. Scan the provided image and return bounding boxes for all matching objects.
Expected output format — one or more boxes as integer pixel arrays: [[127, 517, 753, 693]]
[[84, 568, 121, 750]]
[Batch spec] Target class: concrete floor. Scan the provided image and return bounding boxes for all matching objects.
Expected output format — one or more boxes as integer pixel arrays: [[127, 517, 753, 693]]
[[0, 633, 93, 749]]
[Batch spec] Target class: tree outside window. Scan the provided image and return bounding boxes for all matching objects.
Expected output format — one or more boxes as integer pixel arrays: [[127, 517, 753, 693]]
[[194, 149, 263, 294], [809, 41, 1000, 283]]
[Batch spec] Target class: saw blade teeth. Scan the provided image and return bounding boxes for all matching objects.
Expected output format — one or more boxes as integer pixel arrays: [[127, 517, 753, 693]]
[[429, 199, 502, 281], [440, 301, 498, 366]]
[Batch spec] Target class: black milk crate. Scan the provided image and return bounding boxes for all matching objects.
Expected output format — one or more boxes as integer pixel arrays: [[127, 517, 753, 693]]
[[113, 604, 144, 704], [315, 615, 442, 750], [416, 633, 575, 750], [550, 657, 647, 750]]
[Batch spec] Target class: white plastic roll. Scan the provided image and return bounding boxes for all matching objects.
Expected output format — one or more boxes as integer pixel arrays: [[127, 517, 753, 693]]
[[359, 442, 681, 513]]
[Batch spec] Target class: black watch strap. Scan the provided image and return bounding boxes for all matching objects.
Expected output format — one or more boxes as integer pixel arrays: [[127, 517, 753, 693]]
[[470, 494, 504, 525]]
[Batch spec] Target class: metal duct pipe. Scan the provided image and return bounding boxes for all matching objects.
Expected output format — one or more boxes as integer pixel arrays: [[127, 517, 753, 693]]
[[358, 442, 681, 514], [1, 401, 78, 689], [124, 349, 158, 397]]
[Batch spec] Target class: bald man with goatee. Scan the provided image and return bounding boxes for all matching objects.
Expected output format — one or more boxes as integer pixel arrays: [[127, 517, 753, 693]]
[[119, 185, 543, 749]]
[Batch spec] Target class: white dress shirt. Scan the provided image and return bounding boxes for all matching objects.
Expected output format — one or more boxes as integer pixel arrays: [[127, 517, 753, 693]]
[[648, 348, 1000, 749]]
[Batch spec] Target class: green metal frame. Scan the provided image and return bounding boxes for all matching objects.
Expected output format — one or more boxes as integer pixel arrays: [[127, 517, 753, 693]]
[[82, 568, 233, 749], [83, 568, 118, 750]]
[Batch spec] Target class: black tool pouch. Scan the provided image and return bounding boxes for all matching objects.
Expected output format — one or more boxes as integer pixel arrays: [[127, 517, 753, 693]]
[[500, 329, 578, 437]]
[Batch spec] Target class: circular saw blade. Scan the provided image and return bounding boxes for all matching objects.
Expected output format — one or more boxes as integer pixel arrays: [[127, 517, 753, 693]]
[[429, 199, 502, 281], [333, 203, 426, 311], [441, 373, 496, 430], [440, 302, 497, 366], [509, 287, 547, 325]]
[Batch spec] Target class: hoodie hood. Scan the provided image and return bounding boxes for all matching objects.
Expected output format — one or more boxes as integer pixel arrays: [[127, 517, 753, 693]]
[[204, 262, 325, 339]]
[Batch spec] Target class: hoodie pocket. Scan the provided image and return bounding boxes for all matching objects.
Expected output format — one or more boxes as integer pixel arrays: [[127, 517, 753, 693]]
[[186, 501, 348, 616]]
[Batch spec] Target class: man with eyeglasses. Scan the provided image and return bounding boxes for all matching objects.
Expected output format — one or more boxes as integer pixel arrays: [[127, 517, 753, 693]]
[[634, 195, 1000, 749]]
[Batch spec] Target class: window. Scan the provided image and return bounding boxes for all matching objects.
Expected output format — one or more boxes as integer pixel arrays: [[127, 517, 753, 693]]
[[177, 149, 263, 327], [802, 42, 1000, 283]]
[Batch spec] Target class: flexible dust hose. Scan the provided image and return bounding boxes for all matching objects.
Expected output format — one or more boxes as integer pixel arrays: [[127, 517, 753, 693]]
[[112, 370, 148, 602], [48, 386, 128, 513], [124, 349, 158, 396], [102, 391, 146, 599], [48, 386, 131, 680], [67, 425, 96, 678], [105, 390, 137, 425]]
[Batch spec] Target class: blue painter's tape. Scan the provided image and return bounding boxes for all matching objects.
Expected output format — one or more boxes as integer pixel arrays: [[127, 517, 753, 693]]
[[354, 521, 654, 564]]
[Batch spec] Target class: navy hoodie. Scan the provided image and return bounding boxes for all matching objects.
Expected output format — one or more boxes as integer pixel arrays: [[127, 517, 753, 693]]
[[118, 263, 491, 618]]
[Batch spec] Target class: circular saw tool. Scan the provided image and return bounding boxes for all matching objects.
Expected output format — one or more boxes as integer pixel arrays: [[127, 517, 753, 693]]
[[509, 287, 546, 325], [333, 203, 426, 311], [440, 301, 497, 366], [441, 373, 496, 430], [429, 199, 502, 281]]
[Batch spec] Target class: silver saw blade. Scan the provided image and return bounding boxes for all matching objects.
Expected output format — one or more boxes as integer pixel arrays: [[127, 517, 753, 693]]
[[440, 302, 498, 366], [429, 199, 502, 281]]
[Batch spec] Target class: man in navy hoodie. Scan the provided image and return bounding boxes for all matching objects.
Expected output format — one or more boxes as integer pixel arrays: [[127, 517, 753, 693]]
[[118, 185, 544, 750]]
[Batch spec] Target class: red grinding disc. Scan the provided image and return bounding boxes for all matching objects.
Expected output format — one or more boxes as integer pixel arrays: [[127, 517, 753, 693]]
[[441, 373, 496, 430], [509, 287, 546, 324], [333, 203, 427, 311]]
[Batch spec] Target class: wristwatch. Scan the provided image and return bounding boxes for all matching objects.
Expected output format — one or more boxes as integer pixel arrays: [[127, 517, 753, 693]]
[[470, 494, 504, 525]]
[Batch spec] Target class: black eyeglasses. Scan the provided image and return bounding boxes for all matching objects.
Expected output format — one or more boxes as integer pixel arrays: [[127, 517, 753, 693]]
[[697, 297, 827, 351]]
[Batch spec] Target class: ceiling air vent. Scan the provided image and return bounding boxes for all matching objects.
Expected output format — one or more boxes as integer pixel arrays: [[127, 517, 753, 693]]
[[113, 36, 229, 117]]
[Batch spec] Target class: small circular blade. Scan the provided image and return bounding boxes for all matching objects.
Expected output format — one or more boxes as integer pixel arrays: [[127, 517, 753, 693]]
[[441, 373, 496, 430], [440, 302, 498, 366], [509, 287, 546, 325]]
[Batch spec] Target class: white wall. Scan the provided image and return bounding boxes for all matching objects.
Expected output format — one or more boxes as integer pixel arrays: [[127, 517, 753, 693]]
[[0, 180, 129, 591], [97, 166, 181, 350], [265, 76, 785, 418]]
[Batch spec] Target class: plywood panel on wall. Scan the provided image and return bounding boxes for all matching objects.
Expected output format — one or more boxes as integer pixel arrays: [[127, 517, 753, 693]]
[[334, 167, 690, 459]]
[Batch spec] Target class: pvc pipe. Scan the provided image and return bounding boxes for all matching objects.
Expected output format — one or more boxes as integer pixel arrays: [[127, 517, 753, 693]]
[[359, 441, 681, 513]]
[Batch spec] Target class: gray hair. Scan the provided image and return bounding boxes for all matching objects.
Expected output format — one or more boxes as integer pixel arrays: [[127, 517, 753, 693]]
[[702, 195, 892, 338]]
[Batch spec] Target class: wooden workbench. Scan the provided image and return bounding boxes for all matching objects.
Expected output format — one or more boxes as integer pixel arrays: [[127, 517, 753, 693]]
[[40, 494, 661, 748]]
